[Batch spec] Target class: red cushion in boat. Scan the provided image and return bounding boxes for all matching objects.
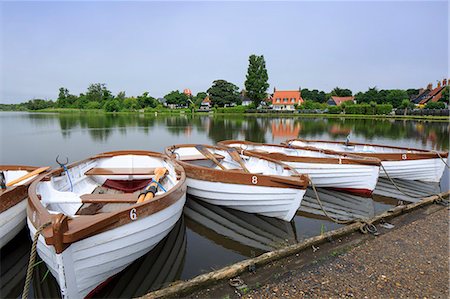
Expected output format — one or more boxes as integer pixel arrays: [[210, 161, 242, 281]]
[[102, 179, 151, 193]]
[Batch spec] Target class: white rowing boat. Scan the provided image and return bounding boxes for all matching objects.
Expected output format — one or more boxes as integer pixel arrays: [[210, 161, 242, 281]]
[[219, 140, 381, 196], [0, 165, 48, 249], [166, 144, 308, 221], [27, 151, 187, 299], [284, 139, 448, 182]]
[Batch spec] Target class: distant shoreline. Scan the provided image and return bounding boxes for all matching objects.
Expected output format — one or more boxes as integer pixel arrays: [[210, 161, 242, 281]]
[[1, 109, 449, 121]]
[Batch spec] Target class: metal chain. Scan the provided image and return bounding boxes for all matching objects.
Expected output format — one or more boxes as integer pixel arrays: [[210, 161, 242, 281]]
[[22, 221, 52, 299]]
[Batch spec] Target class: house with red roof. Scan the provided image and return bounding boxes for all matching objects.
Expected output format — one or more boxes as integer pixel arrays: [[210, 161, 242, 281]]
[[200, 95, 211, 111], [327, 96, 355, 106], [418, 79, 448, 105], [271, 89, 303, 110]]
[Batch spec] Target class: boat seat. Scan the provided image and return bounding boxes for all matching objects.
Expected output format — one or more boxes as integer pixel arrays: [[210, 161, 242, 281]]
[[79, 193, 164, 203], [85, 168, 157, 176], [178, 154, 225, 161]]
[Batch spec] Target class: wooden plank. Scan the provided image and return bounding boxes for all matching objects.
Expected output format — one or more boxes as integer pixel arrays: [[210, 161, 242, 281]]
[[80, 193, 138, 203], [179, 154, 225, 162], [85, 167, 156, 176]]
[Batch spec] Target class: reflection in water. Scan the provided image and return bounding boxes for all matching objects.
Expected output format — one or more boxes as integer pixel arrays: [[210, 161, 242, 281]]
[[28, 217, 186, 299], [184, 197, 297, 257], [299, 187, 375, 221], [0, 230, 30, 298], [7, 112, 447, 151], [373, 178, 441, 203]]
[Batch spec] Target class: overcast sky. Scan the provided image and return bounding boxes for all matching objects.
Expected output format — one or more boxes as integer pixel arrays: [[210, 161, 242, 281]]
[[1, 1, 448, 103]]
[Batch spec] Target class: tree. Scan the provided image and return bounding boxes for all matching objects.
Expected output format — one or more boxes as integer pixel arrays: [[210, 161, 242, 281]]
[[386, 90, 408, 108], [244, 55, 269, 107], [137, 92, 157, 108], [301, 88, 327, 103], [103, 99, 121, 112], [207, 80, 241, 107], [194, 92, 208, 106], [123, 97, 139, 110], [86, 83, 113, 104], [331, 87, 352, 97], [164, 90, 188, 107], [439, 86, 449, 105]]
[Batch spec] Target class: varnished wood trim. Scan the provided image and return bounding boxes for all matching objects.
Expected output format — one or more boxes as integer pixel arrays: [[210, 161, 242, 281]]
[[218, 140, 381, 166]]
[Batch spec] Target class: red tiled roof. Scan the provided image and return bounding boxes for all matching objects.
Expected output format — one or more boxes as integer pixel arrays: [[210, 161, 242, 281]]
[[202, 96, 211, 103], [330, 96, 354, 105], [419, 86, 445, 104], [272, 90, 303, 105]]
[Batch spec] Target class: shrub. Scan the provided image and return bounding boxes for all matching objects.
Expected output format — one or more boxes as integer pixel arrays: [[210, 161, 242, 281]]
[[375, 104, 393, 115], [103, 99, 121, 112], [328, 106, 341, 114], [425, 102, 445, 109], [84, 101, 101, 109]]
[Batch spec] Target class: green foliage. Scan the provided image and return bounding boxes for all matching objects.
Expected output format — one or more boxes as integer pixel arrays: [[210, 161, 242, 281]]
[[328, 106, 342, 114], [103, 99, 121, 112], [207, 80, 241, 107], [244, 54, 269, 107], [86, 83, 113, 103], [400, 99, 414, 109], [344, 104, 392, 115], [386, 89, 408, 108], [137, 92, 157, 108], [24, 99, 55, 110], [123, 97, 139, 110], [375, 104, 393, 115], [85, 101, 101, 109], [215, 105, 246, 113], [299, 100, 326, 110], [440, 86, 449, 104], [425, 101, 445, 109], [301, 88, 327, 103], [406, 88, 419, 99], [194, 92, 207, 106], [164, 90, 188, 107], [331, 87, 352, 97]]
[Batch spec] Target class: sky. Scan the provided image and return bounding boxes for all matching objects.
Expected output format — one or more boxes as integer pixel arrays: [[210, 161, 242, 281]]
[[0, 1, 448, 103]]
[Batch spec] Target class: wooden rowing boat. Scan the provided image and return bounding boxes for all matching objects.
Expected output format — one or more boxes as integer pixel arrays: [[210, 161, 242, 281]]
[[165, 144, 308, 221], [218, 140, 381, 196], [26, 150, 187, 299], [0, 165, 48, 249], [284, 138, 448, 182]]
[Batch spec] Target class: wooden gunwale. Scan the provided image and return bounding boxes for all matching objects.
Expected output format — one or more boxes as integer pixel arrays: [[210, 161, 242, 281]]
[[164, 144, 309, 190], [218, 140, 381, 166], [27, 150, 187, 254], [283, 138, 449, 161], [0, 165, 44, 213]]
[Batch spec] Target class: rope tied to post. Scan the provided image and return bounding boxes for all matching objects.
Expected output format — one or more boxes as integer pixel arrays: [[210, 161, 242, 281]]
[[22, 221, 52, 299], [308, 177, 378, 235]]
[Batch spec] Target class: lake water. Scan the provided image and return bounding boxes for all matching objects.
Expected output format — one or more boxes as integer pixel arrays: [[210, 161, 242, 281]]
[[0, 112, 448, 298]]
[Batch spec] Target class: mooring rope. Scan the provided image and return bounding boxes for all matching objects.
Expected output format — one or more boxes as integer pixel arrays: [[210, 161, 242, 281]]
[[308, 178, 377, 234], [432, 150, 450, 169], [22, 221, 52, 299]]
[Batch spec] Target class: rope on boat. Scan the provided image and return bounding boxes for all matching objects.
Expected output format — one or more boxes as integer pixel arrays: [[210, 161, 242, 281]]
[[307, 178, 377, 235], [379, 164, 448, 205], [22, 221, 52, 299], [432, 150, 450, 169]]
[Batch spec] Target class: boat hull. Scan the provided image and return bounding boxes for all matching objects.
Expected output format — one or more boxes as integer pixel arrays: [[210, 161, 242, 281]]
[[186, 178, 304, 221], [284, 161, 379, 196], [0, 199, 26, 249], [380, 158, 446, 182], [27, 194, 186, 299]]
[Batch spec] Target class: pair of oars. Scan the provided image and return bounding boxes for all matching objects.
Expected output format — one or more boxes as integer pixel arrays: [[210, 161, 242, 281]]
[[194, 145, 250, 173], [136, 167, 167, 203]]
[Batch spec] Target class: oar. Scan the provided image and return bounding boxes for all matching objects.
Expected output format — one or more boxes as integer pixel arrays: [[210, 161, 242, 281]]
[[194, 145, 227, 170], [6, 166, 50, 187], [226, 148, 250, 173], [137, 167, 167, 203]]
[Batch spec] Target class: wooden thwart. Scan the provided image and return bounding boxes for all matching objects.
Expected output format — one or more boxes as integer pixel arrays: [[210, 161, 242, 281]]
[[85, 168, 157, 176]]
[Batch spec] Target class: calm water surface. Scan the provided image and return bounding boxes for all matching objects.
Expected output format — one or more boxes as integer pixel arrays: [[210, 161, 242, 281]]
[[0, 112, 448, 298]]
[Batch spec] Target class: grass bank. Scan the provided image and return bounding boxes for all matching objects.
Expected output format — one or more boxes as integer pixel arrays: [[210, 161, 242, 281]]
[[8, 108, 450, 121]]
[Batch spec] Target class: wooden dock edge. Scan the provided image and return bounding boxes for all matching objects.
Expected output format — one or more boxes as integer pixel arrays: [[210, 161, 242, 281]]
[[140, 191, 449, 299]]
